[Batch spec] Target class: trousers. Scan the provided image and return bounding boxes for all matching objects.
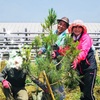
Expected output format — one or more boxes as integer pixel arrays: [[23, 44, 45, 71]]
[[79, 69, 97, 100], [2, 86, 28, 100]]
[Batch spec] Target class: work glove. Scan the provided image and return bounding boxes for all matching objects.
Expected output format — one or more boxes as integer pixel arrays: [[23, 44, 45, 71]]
[[38, 50, 43, 55], [44, 88, 49, 93], [51, 51, 57, 59], [2, 80, 10, 88], [52, 50, 60, 59], [71, 58, 79, 70]]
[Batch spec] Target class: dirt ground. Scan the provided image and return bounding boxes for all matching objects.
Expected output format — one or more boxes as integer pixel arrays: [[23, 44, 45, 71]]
[[0, 61, 100, 100], [0, 85, 100, 100]]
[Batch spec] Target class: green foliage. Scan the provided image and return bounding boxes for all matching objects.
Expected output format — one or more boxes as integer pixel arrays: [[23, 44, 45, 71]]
[[32, 36, 42, 56], [31, 34, 80, 87], [30, 34, 81, 100], [58, 35, 80, 89], [32, 36, 42, 47], [41, 8, 57, 32], [95, 75, 100, 85], [95, 68, 100, 86], [18, 8, 81, 100], [41, 30, 57, 46], [20, 45, 31, 70], [40, 31, 58, 59]]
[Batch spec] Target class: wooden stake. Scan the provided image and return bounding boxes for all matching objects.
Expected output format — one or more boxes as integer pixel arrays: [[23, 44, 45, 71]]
[[42, 70, 55, 100]]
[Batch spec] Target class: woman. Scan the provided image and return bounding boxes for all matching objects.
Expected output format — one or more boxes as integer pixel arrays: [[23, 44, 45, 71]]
[[53, 20, 97, 100]]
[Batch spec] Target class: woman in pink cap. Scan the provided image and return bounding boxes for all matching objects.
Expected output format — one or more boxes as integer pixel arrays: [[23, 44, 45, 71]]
[[68, 20, 97, 100], [52, 20, 97, 100]]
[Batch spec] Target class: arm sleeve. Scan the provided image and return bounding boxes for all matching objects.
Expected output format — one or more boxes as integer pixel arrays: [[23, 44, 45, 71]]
[[0, 66, 8, 82], [58, 46, 70, 56], [39, 46, 46, 54], [77, 35, 93, 61]]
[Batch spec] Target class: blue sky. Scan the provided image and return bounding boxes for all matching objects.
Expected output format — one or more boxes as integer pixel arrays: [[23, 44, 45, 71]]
[[0, 0, 100, 23]]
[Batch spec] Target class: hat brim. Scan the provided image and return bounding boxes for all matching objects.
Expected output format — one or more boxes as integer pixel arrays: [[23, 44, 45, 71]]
[[57, 19, 69, 27], [68, 23, 87, 33]]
